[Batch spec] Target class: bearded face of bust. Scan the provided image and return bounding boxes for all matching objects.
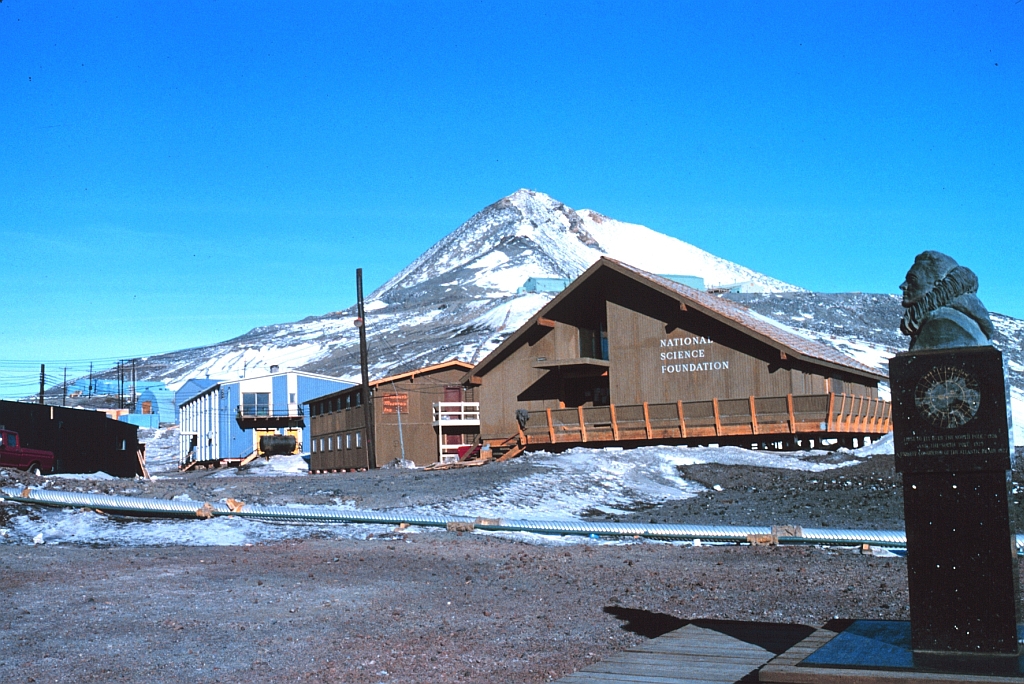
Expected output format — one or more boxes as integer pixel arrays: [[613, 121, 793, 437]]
[[900, 262, 940, 308]]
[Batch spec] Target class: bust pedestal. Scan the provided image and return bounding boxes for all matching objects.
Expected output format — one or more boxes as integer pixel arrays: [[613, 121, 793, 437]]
[[890, 345, 1019, 670]]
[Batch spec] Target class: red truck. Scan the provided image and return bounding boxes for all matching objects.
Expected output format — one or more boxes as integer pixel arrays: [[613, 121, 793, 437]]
[[0, 429, 56, 476]]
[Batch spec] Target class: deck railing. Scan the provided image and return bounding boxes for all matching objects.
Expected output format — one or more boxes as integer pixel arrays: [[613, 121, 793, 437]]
[[509, 393, 891, 448], [432, 402, 481, 425]]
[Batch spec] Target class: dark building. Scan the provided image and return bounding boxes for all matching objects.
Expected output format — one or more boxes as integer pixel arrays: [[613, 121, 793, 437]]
[[464, 258, 891, 456], [0, 400, 143, 477], [306, 360, 478, 470]]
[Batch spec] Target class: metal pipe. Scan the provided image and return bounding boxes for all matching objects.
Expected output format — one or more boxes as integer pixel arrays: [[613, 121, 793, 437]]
[[1, 485, 1013, 550]]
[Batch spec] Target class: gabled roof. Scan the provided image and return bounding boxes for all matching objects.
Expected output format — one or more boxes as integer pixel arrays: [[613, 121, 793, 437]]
[[302, 360, 473, 403], [370, 359, 473, 388], [465, 257, 885, 382]]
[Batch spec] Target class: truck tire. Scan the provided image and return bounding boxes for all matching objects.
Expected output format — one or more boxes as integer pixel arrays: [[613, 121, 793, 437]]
[[27, 463, 42, 477]]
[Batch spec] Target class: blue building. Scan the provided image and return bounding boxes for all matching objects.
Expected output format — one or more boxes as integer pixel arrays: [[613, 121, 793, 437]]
[[518, 274, 705, 295], [118, 382, 176, 428], [517, 277, 573, 294], [174, 378, 221, 423], [177, 371, 352, 467]]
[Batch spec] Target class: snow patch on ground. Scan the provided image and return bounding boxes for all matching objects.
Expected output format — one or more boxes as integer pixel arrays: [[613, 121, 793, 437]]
[[5, 443, 868, 547], [853, 432, 894, 456], [210, 453, 310, 478], [2, 506, 372, 547], [137, 426, 181, 473], [46, 472, 119, 481]]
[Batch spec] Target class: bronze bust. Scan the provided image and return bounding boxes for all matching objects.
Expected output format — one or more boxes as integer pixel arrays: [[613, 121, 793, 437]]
[[899, 250, 994, 350]]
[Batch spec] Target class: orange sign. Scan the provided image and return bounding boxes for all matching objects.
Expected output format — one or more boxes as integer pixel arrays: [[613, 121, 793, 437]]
[[382, 393, 408, 414]]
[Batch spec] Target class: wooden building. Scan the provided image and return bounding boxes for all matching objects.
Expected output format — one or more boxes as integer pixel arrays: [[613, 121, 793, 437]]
[[306, 360, 478, 471], [464, 258, 891, 456], [0, 400, 144, 477]]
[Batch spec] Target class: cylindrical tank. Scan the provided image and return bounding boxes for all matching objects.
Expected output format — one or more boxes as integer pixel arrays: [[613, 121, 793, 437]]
[[259, 434, 297, 456]]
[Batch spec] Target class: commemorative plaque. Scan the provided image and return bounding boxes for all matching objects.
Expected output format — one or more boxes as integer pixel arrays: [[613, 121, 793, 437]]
[[788, 253, 1020, 678], [891, 344, 1018, 669]]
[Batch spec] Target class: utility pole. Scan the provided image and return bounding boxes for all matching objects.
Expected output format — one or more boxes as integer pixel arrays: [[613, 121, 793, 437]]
[[356, 268, 376, 469], [131, 359, 136, 410], [62, 367, 67, 407], [38, 364, 45, 405], [88, 362, 93, 398], [117, 361, 124, 410]]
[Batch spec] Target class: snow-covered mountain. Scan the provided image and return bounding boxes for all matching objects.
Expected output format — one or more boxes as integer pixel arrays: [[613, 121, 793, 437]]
[[374, 189, 799, 298], [120, 189, 799, 387], [86, 188, 1023, 442]]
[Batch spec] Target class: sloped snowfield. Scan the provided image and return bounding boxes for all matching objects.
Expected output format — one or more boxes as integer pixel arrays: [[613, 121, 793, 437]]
[[0, 441, 883, 548]]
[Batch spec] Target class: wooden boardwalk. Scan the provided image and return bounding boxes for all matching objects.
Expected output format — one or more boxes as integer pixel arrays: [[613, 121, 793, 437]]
[[760, 627, 1024, 683], [557, 623, 777, 684], [562, 623, 1024, 684]]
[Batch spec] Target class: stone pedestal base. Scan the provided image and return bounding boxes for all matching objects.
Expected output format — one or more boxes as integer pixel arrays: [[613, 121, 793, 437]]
[[903, 470, 1020, 655]]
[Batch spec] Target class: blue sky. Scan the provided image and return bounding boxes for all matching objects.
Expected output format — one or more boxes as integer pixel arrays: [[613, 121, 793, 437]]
[[1, 1, 1021, 382]]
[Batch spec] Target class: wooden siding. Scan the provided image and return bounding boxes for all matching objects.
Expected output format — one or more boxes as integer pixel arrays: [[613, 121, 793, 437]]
[[310, 366, 478, 470], [374, 368, 476, 467], [308, 388, 370, 471], [476, 267, 880, 442], [606, 301, 876, 406], [477, 323, 567, 438]]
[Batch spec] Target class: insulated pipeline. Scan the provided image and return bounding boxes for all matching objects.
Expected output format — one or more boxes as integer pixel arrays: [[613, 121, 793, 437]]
[[0, 485, 1012, 550]]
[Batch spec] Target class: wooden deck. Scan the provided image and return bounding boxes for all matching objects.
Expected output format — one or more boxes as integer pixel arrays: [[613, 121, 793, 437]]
[[489, 393, 891, 458], [559, 622, 1022, 684], [557, 622, 778, 683], [759, 628, 1024, 683]]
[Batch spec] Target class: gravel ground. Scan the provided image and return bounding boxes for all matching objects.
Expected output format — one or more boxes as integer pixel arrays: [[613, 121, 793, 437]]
[[2, 447, 1024, 683], [1, 536, 912, 683], [631, 454, 908, 530]]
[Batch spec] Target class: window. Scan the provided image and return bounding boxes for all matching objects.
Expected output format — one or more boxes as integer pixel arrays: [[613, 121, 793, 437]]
[[242, 392, 270, 417], [345, 433, 351, 449], [579, 323, 609, 360], [319, 438, 324, 452], [355, 431, 362, 448], [345, 394, 351, 409], [311, 440, 317, 453], [289, 393, 296, 404]]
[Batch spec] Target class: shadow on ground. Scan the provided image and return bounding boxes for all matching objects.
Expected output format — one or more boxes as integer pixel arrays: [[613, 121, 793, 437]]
[[604, 606, 816, 654]]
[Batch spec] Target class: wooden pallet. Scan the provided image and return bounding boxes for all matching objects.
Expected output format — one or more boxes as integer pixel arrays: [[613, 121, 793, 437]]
[[422, 459, 490, 471]]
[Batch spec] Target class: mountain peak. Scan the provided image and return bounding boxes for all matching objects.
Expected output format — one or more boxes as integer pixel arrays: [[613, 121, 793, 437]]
[[372, 189, 799, 302]]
